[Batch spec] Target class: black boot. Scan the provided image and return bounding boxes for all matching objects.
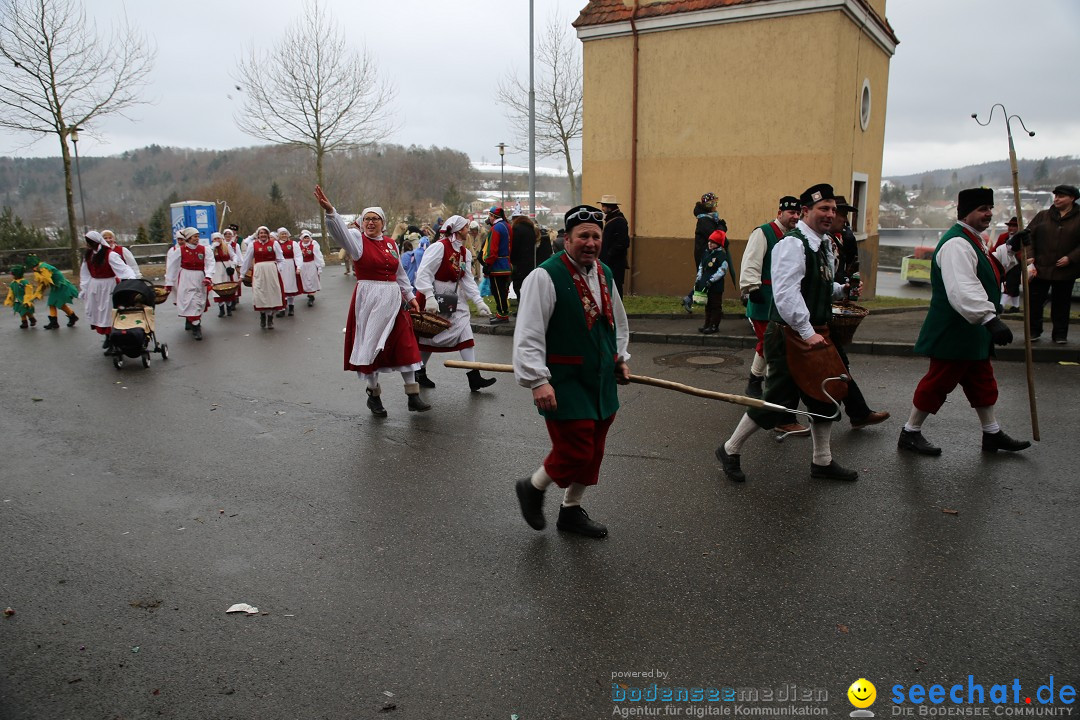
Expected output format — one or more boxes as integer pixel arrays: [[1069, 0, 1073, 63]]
[[467, 369, 497, 392], [405, 383, 431, 412], [192, 324, 203, 341], [266, 314, 274, 329], [307, 295, 315, 307], [556, 505, 608, 538], [287, 305, 294, 316], [29, 315, 36, 327], [260, 312, 266, 328], [745, 373, 764, 399], [218, 304, 226, 317], [66, 313, 78, 327], [44, 317, 60, 330], [416, 367, 436, 389], [225, 304, 232, 316], [20, 318, 28, 329], [185, 319, 193, 331], [366, 386, 387, 417]]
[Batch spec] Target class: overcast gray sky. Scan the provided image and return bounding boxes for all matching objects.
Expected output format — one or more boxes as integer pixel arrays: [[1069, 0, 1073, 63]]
[[5, 0, 1079, 177]]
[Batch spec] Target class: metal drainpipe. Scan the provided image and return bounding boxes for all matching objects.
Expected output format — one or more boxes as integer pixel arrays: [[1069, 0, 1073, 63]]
[[629, 0, 640, 295]]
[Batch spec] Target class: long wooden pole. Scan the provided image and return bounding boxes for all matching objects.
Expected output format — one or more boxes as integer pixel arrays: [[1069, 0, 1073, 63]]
[[445, 360, 802, 414], [1005, 126, 1040, 441]]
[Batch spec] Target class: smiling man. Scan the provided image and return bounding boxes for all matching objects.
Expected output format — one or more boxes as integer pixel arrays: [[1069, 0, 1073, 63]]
[[512, 204, 632, 538], [899, 187, 1030, 456]]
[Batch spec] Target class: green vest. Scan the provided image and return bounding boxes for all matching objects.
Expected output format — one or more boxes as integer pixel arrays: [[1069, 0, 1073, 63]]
[[538, 252, 620, 421], [746, 222, 784, 321], [768, 228, 833, 326], [913, 224, 1000, 360]]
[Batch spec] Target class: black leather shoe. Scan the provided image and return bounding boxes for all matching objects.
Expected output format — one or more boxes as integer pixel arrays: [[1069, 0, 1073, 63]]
[[982, 431, 1031, 453], [467, 369, 496, 392], [515, 478, 546, 530], [898, 429, 942, 456], [715, 444, 746, 482], [810, 460, 859, 481], [416, 368, 436, 389], [556, 505, 607, 538], [745, 374, 764, 399], [366, 388, 387, 418]]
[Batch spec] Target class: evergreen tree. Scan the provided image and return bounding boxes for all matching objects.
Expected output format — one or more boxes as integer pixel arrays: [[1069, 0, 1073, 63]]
[[0, 206, 49, 250], [148, 206, 169, 243], [264, 182, 294, 231], [135, 225, 149, 244]]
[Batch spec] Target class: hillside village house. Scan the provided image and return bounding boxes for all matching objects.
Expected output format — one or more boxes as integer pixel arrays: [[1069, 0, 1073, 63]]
[[573, 0, 897, 296]]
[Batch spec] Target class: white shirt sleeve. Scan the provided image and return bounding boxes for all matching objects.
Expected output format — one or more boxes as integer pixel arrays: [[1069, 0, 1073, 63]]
[[414, 241, 444, 298], [741, 227, 767, 292], [937, 237, 998, 325], [513, 269, 557, 389], [610, 280, 631, 362], [240, 243, 255, 276], [313, 241, 325, 269], [165, 248, 180, 286], [770, 235, 815, 339], [109, 250, 136, 280], [203, 245, 215, 279], [291, 241, 304, 272], [78, 261, 90, 296], [273, 241, 285, 271], [325, 210, 364, 260], [121, 247, 141, 278]]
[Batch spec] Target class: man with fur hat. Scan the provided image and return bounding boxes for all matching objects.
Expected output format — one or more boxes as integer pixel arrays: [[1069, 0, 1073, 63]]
[[1024, 183, 1080, 344], [716, 184, 858, 484], [164, 227, 215, 341], [483, 206, 513, 323], [513, 204, 631, 538], [899, 187, 1030, 456], [598, 194, 629, 297]]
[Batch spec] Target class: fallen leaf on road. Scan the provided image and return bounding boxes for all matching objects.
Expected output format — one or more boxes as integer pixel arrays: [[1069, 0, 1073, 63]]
[[226, 603, 259, 615], [3, 607, 14, 617], [943, 508, 959, 516], [837, 624, 849, 634]]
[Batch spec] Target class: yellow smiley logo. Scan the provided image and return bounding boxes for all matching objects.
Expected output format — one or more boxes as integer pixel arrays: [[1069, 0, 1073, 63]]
[[848, 678, 876, 709]]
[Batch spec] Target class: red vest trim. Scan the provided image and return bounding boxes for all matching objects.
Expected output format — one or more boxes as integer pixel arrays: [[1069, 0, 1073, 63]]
[[434, 238, 466, 283], [180, 244, 208, 271], [86, 247, 118, 279]]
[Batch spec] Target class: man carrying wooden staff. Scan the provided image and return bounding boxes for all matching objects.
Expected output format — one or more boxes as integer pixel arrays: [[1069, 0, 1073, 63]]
[[511, 204, 631, 539]]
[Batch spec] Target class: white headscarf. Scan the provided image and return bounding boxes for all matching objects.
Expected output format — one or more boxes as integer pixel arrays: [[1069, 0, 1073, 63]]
[[85, 230, 105, 246], [360, 207, 387, 238], [299, 230, 312, 240], [441, 215, 468, 237], [277, 227, 291, 237]]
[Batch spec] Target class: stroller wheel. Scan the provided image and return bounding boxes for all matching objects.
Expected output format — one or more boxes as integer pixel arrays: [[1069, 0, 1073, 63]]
[[113, 356, 123, 370], [142, 353, 150, 368], [160, 343, 169, 360]]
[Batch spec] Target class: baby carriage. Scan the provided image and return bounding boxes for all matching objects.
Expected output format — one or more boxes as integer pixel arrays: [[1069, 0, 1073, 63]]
[[108, 279, 169, 369]]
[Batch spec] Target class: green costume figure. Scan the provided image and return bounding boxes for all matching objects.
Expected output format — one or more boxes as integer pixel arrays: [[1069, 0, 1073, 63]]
[[25, 254, 79, 329], [5, 265, 40, 328]]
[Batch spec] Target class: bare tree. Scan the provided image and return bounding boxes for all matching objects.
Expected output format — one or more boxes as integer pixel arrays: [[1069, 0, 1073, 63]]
[[233, 0, 395, 249], [0, 0, 154, 268], [496, 14, 583, 204]]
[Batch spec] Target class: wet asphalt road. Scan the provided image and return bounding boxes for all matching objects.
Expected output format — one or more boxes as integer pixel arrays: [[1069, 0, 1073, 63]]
[[1, 273, 1078, 720]]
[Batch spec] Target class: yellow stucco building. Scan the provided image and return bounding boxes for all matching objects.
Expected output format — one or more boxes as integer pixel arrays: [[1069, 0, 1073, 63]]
[[574, 0, 897, 296]]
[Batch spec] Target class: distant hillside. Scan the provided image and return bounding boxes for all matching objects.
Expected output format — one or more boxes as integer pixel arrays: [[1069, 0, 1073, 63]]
[[884, 156, 1080, 190], [0, 143, 510, 240]]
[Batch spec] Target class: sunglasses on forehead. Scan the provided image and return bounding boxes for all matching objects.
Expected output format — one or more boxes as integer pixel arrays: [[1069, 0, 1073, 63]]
[[569, 208, 604, 223]]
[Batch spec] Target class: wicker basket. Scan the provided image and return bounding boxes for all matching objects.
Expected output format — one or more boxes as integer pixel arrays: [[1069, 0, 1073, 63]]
[[212, 281, 241, 298], [152, 285, 170, 305], [828, 303, 870, 346], [241, 271, 253, 287], [409, 310, 452, 338]]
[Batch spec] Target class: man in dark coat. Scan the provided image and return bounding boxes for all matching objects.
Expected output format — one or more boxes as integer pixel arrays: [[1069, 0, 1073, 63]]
[[598, 194, 630, 296], [1026, 184, 1080, 344]]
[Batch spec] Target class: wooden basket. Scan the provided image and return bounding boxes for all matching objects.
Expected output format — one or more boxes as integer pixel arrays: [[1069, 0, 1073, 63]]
[[828, 303, 870, 346], [152, 285, 170, 305], [212, 281, 241, 298], [409, 310, 451, 338]]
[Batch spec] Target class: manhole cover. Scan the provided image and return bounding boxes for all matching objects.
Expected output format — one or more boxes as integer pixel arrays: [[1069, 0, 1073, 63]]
[[686, 355, 727, 367], [654, 349, 743, 372]]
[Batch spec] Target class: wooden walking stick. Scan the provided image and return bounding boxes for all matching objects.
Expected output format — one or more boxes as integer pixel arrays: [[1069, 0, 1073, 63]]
[[973, 105, 1039, 441], [443, 360, 844, 420]]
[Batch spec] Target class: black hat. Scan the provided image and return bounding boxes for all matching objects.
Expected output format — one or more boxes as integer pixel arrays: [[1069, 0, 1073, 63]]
[[563, 204, 605, 235], [1052, 184, 1079, 199], [778, 196, 800, 211], [835, 195, 858, 213], [958, 187, 994, 218], [1006, 216, 1018, 226], [228, 223, 239, 232], [799, 183, 835, 208]]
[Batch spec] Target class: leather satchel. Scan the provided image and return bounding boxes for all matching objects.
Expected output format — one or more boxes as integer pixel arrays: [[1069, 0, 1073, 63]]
[[781, 325, 849, 404], [434, 291, 458, 316]]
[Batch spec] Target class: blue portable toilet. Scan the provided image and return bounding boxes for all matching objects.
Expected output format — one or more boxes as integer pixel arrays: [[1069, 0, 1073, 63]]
[[170, 201, 217, 244]]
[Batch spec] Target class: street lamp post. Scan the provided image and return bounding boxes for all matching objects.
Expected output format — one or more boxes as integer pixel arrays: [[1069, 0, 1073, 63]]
[[70, 127, 88, 234], [496, 142, 507, 207], [972, 104, 1037, 440]]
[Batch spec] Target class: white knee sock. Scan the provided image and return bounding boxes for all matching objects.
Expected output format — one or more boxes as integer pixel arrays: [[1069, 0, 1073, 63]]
[[358, 372, 380, 389], [562, 483, 587, 507], [724, 414, 760, 455], [811, 421, 832, 465], [401, 370, 415, 384], [531, 466, 554, 491], [750, 353, 767, 378], [904, 407, 930, 433], [975, 406, 999, 434], [460, 346, 477, 362]]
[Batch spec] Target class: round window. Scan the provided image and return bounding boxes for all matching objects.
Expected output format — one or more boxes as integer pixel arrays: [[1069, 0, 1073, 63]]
[[860, 79, 871, 131]]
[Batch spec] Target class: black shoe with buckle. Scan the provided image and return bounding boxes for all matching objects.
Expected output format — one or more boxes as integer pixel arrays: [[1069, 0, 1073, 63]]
[[715, 444, 745, 482], [982, 430, 1031, 453], [515, 478, 546, 530], [556, 505, 608, 538], [898, 429, 942, 456], [810, 460, 859, 481]]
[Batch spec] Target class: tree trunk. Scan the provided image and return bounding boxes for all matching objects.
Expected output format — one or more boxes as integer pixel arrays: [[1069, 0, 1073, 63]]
[[315, 146, 328, 255], [59, 131, 80, 271], [562, 140, 578, 206]]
